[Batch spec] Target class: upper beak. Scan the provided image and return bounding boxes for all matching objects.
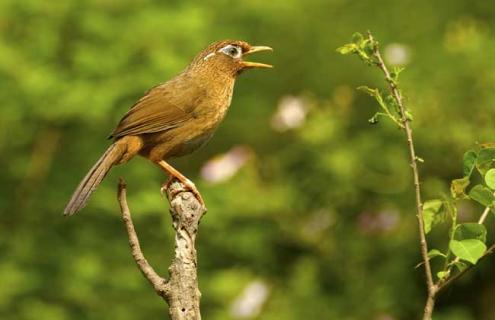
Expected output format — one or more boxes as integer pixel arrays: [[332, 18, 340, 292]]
[[242, 46, 273, 69]]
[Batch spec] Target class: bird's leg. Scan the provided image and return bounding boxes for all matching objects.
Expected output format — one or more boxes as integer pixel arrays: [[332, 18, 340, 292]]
[[156, 160, 205, 206]]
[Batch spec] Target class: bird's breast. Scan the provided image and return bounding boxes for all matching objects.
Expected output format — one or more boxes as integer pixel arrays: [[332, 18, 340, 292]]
[[142, 76, 236, 159], [196, 80, 235, 127], [170, 87, 234, 157]]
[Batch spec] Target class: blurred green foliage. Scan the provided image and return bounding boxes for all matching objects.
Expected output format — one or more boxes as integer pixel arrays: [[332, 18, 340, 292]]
[[1, 0, 495, 319]]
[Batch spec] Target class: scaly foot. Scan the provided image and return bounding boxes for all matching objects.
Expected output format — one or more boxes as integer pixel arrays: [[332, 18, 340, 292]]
[[156, 160, 205, 207], [161, 176, 205, 207]]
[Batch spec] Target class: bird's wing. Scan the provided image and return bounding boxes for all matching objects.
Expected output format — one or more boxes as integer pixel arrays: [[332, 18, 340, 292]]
[[110, 77, 205, 139]]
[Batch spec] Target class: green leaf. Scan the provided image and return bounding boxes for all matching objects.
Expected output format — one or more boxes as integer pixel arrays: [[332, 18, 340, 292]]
[[485, 169, 495, 190], [357, 51, 372, 64], [463, 149, 478, 177], [476, 147, 495, 175], [454, 223, 487, 243], [336, 44, 357, 55], [468, 184, 495, 207], [357, 86, 379, 98], [384, 95, 400, 115], [449, 239, 486, 264], [385, 95, 396, 106], [422, 199, 444, 234], [405, 110, 414, 121], [422, 210, 434, 235], [451, 177, 470, 199], [391, 66, 405, 82], [368, 113, 379, 124], [427, 249, 446, 259], [390, 66, 404, 83], [351, 32, 364, 44], [437, 270, 450, 280], [362, 42, 374, 60]]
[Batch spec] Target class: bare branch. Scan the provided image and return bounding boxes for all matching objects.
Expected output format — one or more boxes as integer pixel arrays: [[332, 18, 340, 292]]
[[118, 179, 169, 298], [164, 180, 206, 320], [117, 178, 207, 319]]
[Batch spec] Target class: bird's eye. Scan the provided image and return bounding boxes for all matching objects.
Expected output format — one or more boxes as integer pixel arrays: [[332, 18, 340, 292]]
[[220, 45, 241, 58]]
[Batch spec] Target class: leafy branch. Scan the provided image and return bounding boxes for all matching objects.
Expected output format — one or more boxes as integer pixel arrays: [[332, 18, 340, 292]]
[[431, 148, 495, 292], [338, 32, 495, 319]]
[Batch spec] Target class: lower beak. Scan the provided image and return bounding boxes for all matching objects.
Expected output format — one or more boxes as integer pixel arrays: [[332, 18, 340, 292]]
[[241, 61, 273, 69], [242, 46, 273, 69]]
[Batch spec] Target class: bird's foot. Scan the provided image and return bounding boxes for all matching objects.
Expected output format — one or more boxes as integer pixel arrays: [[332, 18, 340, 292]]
[[161, 177, 205, 207], [160, 176, 175, 198]]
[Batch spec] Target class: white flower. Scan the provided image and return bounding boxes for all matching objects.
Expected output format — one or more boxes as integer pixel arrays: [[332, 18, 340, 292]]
[[230, 280, 270, 319], [200, 146, 251, 184], [384, 43, 410, 66], [271, 95, 308, 131]]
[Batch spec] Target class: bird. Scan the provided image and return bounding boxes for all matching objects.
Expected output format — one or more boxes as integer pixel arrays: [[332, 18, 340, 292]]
[[64, 40, 273, 216]]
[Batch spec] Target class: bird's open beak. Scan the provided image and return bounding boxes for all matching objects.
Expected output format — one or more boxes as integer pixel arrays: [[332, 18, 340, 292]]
[[242, 46, 273, 69]]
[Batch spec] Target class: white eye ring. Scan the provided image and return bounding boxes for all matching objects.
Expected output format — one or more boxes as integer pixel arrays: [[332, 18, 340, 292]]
[[219, 45, 242, 59]]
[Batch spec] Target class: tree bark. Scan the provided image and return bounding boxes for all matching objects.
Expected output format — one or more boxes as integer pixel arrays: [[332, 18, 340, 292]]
[[117, 178, 206, 320]]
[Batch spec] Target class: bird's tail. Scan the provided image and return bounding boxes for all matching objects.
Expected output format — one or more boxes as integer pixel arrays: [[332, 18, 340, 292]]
[[64, 143, 125, 216]]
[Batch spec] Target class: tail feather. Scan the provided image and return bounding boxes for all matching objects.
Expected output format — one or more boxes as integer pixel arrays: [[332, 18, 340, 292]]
[[64, 143, 124, 216]]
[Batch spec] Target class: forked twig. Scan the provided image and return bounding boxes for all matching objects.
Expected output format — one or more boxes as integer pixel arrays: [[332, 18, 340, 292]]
[[117, 178, 206, 320]]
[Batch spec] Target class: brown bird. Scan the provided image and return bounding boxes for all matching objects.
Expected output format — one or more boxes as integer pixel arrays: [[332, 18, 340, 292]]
[[64, 40, 272, 216]]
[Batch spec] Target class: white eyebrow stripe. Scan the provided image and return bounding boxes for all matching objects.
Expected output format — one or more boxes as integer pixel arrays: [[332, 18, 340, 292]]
[[203, 52, 216, 61]]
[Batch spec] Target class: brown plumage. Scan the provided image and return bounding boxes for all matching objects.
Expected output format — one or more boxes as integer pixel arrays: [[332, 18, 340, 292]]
[[64, 40, 272, 216]]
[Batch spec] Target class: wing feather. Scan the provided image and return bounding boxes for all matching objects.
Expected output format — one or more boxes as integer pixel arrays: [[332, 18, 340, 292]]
[[110, 76, 203, 139]]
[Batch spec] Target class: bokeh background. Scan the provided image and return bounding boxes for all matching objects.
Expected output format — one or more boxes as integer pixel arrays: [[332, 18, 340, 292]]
[[2, 0, 495, 319]]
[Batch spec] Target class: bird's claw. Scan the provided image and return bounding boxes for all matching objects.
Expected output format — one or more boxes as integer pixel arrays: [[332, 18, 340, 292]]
[[160, 176, 175, 199], [184, 181, 205, 207], [161, 177, 205, 207]]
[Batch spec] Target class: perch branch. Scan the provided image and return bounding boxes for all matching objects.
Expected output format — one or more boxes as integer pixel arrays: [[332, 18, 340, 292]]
[[118, 179, 169, 297], [117, 178, 207, 320]]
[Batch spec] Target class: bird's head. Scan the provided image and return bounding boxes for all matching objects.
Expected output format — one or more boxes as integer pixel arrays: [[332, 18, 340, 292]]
[[190, 40, 273, 77]]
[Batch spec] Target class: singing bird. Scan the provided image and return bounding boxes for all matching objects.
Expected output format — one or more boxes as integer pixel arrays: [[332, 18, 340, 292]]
[[64, 40, 272, 216]]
